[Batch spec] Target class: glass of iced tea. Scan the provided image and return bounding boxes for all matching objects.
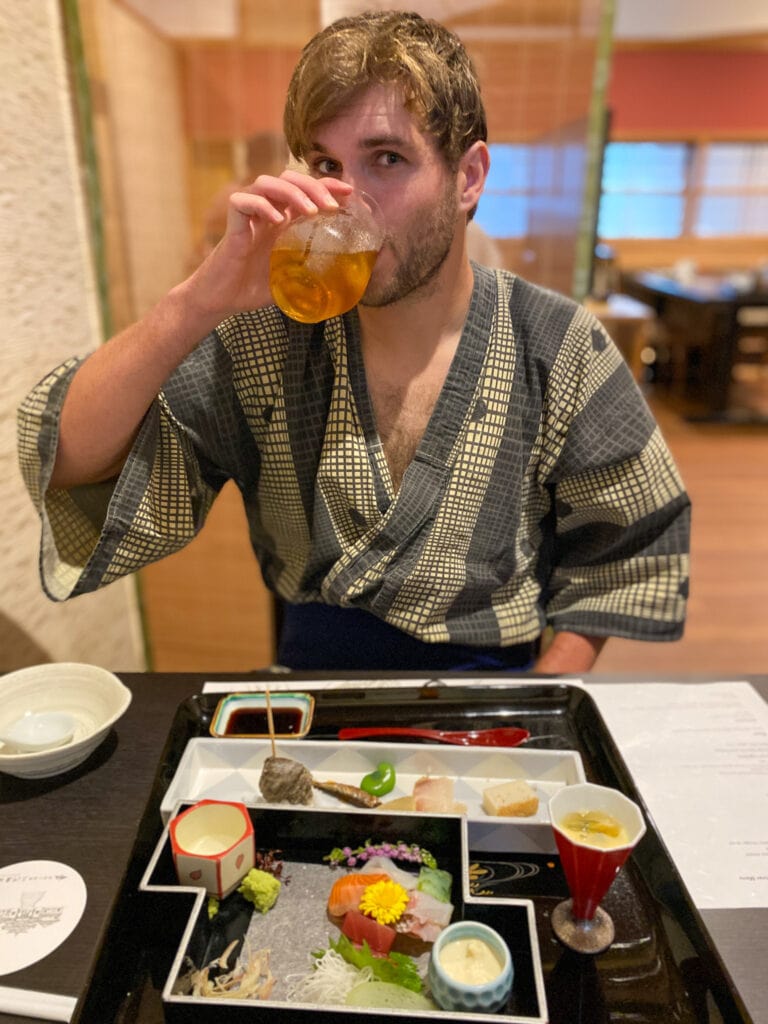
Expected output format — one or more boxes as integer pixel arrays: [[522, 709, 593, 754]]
[[549, 782, 646, 954], [269, 189, 384, 324]]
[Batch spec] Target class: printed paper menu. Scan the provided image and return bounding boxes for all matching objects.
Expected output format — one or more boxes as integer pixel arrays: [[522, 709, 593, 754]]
[[588, 681, 768, 910]]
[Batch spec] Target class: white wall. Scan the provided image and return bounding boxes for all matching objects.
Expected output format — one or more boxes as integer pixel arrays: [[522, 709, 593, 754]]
[[614, 0, 768, 40], [0, 0, 145, 671]]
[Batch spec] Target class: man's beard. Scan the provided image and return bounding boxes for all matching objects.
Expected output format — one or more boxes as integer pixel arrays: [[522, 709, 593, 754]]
[[361, 177, 458, 309]]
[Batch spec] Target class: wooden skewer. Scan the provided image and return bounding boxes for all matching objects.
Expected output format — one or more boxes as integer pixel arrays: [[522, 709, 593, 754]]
[[265, 687, 276, 759]]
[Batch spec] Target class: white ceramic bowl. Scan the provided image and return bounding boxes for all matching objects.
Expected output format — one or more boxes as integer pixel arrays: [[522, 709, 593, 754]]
[[0, 663, 132, 779]]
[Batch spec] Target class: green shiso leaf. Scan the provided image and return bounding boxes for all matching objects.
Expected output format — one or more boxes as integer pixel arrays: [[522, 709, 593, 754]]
[[329, 935, 422, 992]]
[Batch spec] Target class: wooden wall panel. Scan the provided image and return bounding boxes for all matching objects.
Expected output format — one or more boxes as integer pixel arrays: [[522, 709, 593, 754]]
[[139, 483, 276, 671], [181, 45, 300, 140], [180, 36, 600, 144], [469, 39, 598, 140], [609, 237, 768, 274], [239, 0, 320, 47]]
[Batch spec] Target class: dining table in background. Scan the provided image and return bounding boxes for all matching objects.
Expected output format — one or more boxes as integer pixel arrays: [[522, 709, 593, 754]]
[[621, 269, 768, 422], [1, 671, 766, 1024]]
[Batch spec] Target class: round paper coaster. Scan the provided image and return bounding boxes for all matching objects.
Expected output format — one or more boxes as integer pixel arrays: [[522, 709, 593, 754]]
[[0, 861, 87, 976]]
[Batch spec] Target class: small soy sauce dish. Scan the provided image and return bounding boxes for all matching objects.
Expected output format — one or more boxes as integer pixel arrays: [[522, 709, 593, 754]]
[[209, 693, 314, 740]]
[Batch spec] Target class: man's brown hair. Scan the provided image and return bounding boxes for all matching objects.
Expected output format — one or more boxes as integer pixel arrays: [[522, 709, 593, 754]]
[[283, 10, 487, 169]]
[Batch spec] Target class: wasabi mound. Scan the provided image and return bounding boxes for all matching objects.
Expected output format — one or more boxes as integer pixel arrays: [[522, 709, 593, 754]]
[[238, 868, 281, 913]]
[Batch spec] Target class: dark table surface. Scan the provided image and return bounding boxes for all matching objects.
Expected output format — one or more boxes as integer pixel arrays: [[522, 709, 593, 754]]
[[1, 672, 765, 1024]]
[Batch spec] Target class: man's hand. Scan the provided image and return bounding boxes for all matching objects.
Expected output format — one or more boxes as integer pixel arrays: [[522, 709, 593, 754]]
[[185, 171, 353, 323], [533, 631, 606, 674]]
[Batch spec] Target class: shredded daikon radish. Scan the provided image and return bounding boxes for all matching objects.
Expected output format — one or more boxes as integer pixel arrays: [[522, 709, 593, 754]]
[[286, 948, 373, 1005]]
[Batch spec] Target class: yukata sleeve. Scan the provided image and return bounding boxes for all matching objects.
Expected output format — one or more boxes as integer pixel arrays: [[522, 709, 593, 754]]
[[17, 335, 237, 602], [540, 310, 691, 641]]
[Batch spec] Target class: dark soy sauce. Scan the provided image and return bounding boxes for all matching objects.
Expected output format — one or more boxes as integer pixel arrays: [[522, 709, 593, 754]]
[[225, 706, 304, 735]]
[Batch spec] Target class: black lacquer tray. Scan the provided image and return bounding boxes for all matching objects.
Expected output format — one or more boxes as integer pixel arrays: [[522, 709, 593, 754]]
[[77, 681, 754, 1024]]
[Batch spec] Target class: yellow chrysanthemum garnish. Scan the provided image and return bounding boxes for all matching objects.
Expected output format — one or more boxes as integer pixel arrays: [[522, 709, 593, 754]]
[[358, 879, 409, 925]]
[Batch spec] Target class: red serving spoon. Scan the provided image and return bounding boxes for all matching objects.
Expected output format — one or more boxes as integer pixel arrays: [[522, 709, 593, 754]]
[[337, 726, 530, 747]]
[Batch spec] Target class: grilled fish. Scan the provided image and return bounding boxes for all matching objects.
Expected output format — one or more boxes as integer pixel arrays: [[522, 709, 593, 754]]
[[312, 779, 381, 808]]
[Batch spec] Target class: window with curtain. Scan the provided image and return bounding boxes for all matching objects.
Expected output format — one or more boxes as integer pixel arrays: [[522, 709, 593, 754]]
[[695, 143, 768, 237], [598, 142, 688, 238], [598, 140, 768, 239]]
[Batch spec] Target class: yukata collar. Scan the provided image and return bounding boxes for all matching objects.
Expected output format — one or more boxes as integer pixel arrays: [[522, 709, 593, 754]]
[[344, 263, 498, 488]]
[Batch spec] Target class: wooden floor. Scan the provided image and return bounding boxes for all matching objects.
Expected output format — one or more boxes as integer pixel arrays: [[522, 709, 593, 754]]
[[140, 381, 768, 677]]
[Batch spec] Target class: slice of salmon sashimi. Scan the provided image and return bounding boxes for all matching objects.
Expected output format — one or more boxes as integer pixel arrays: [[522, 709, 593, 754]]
[[327, 872, 391, 918]]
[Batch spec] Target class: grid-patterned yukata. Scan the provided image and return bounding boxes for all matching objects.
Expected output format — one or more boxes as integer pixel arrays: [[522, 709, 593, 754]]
[[17, 266, 690, 647]]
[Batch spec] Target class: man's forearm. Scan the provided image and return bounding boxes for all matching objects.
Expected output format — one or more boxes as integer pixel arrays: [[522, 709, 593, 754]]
[[50, 282, 220, 490], [533, 631, 606, 674]]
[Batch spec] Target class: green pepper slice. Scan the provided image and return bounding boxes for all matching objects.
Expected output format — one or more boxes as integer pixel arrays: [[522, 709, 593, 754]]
[[360, 761, 396, 796]]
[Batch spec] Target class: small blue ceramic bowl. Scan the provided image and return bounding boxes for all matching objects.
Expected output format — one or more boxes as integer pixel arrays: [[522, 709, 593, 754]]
[[428, 920, 514, 1014]]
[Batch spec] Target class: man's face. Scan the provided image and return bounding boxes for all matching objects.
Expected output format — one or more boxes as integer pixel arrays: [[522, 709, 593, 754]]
[[305, 84, 463, 307]]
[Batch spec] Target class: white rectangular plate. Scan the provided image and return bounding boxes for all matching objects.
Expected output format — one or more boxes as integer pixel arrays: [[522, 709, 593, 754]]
[[160, 740, 585, 854]]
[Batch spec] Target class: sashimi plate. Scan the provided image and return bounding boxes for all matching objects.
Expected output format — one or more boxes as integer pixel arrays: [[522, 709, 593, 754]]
[[159, 740, 585, 855], [140, 806, 548, 1023]]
